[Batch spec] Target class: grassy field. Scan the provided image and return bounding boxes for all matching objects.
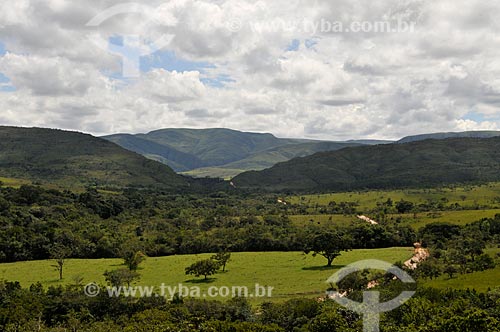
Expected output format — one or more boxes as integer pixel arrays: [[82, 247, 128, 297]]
[[289, 214, 358, 227], [0, 176, 31, 188], [0, 249, 413, 302], [181, 167, 245, 180], [287, 183, 500, 230], [2, 248, 499, 301], [288, 209, 500, 230], [289, 183, 500, 210], [397, 209, 500, 229]]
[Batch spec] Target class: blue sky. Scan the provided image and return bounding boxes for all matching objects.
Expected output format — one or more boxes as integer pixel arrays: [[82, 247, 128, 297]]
[[107, 37, 231, 87], [463, 111, 499, 122], [463, 112, 486, 122], [286, 39, 300, 51], [0, 41, 15, 92]]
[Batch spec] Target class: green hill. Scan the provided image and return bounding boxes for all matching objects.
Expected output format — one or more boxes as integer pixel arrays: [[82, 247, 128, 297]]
[[103, 128, 366, 177], [0, 126, 188, 189], [232, 137, 500, 192], [104, 128, 304, 171], [104, 133, 204, 172]]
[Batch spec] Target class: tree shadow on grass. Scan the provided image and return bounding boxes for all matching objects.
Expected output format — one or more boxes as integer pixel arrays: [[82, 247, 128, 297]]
[[185, 278, 217, 284], [302, 264, 345, 271], [46, 279, 63, 285]]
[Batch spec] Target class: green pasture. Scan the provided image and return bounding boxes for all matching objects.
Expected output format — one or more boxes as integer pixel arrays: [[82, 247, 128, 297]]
[[0, 249, 412, 302]]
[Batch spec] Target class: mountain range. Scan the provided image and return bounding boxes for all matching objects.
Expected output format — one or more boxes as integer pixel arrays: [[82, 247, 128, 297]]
[[104, 129, 500, 179], [103, 129, 398, 178], [103, 128, 374, 178], [1, 126, 500, 192]]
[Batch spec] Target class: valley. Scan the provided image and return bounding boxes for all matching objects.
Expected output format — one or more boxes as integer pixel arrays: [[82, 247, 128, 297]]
[[1, 127, 499, 331]]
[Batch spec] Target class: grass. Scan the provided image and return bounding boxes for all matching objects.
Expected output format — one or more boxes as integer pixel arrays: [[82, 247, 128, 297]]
[[181, 167, 245, 180], [289, 214, 358, 227], [289, 183, 500, 211], [288, 209, 500, 230], [0, 249, 413, 302], [395, 209, 500, 229], [424, 247, 500, 292], [0, 176, 31, 188]]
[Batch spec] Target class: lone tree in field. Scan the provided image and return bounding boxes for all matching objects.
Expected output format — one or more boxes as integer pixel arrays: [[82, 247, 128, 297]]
[[121, 247, 146, 271], [50, 244, 71, 280], [211, 251, 231, 272], [104, 269, 140, 287], [304, 229, 352, 267], [185, 259, 220, 280]]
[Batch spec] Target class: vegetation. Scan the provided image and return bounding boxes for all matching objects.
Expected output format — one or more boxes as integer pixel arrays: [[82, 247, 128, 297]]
[[211, 251, 231, 272], [122, 250, 146, 271], [0, 250, 414, 300], [104, 128, 361, 176], [0, 126, 189, 190], [0, 185, 416, 263], [233, 137, 500, 192], [2, 128, 500, 330], [49, 244, 71, 280], [103, 268, 140, 287], [398, 130, 500, 143], [0, 279, 499, 331], [185, 259, 220, 280], [303, 228, 352, 266]]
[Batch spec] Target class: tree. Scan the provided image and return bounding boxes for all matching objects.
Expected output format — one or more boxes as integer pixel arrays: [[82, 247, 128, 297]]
[[50, 244, 71, 280], [396, 200, 414, 214], [0, 196, 10, 213], [444, 265, 458, 279], [460, 236, 486, 262], [122, 250, 146, 271], [211, 251, 231, 272], [185, 259, 220, 280], [304, 229, 352, 267], [470, 254, 496, 272], [104, 269, 140, 287], [418, 259, 441, 280]]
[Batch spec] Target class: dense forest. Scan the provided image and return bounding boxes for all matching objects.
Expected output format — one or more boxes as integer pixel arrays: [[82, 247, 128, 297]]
[[0, 185, 417, 262]]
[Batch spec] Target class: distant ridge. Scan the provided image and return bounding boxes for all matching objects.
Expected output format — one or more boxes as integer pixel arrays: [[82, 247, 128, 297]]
[[232, 137, 500, 192], [103, 128, 365, 177], [398, 131, 500, 143]]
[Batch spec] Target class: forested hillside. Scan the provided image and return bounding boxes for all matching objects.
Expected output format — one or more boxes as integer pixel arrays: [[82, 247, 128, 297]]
[[0, 127, 188, 190], [233, 137, 500, 192]]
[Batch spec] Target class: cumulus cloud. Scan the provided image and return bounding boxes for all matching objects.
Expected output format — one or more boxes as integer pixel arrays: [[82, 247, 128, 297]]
[[0, 0, 498, 139]]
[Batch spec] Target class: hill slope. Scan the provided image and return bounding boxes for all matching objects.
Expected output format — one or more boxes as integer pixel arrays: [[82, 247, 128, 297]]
[[103, 128, 368, 176], [104, 134, 204, 172], [398, 131, 500, 143], [232, 137, 500, 192], [0, 127, 188, 189]]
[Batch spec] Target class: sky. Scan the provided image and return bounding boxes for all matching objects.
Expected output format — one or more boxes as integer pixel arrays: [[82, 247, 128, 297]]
[[0, 0, 499, 140]]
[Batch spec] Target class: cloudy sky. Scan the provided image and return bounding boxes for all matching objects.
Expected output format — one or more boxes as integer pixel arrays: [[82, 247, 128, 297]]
[[0, 0, 499, 140]]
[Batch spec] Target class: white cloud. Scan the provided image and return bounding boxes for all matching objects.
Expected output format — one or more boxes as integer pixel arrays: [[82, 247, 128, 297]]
[[0, 0, 498, 139]]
